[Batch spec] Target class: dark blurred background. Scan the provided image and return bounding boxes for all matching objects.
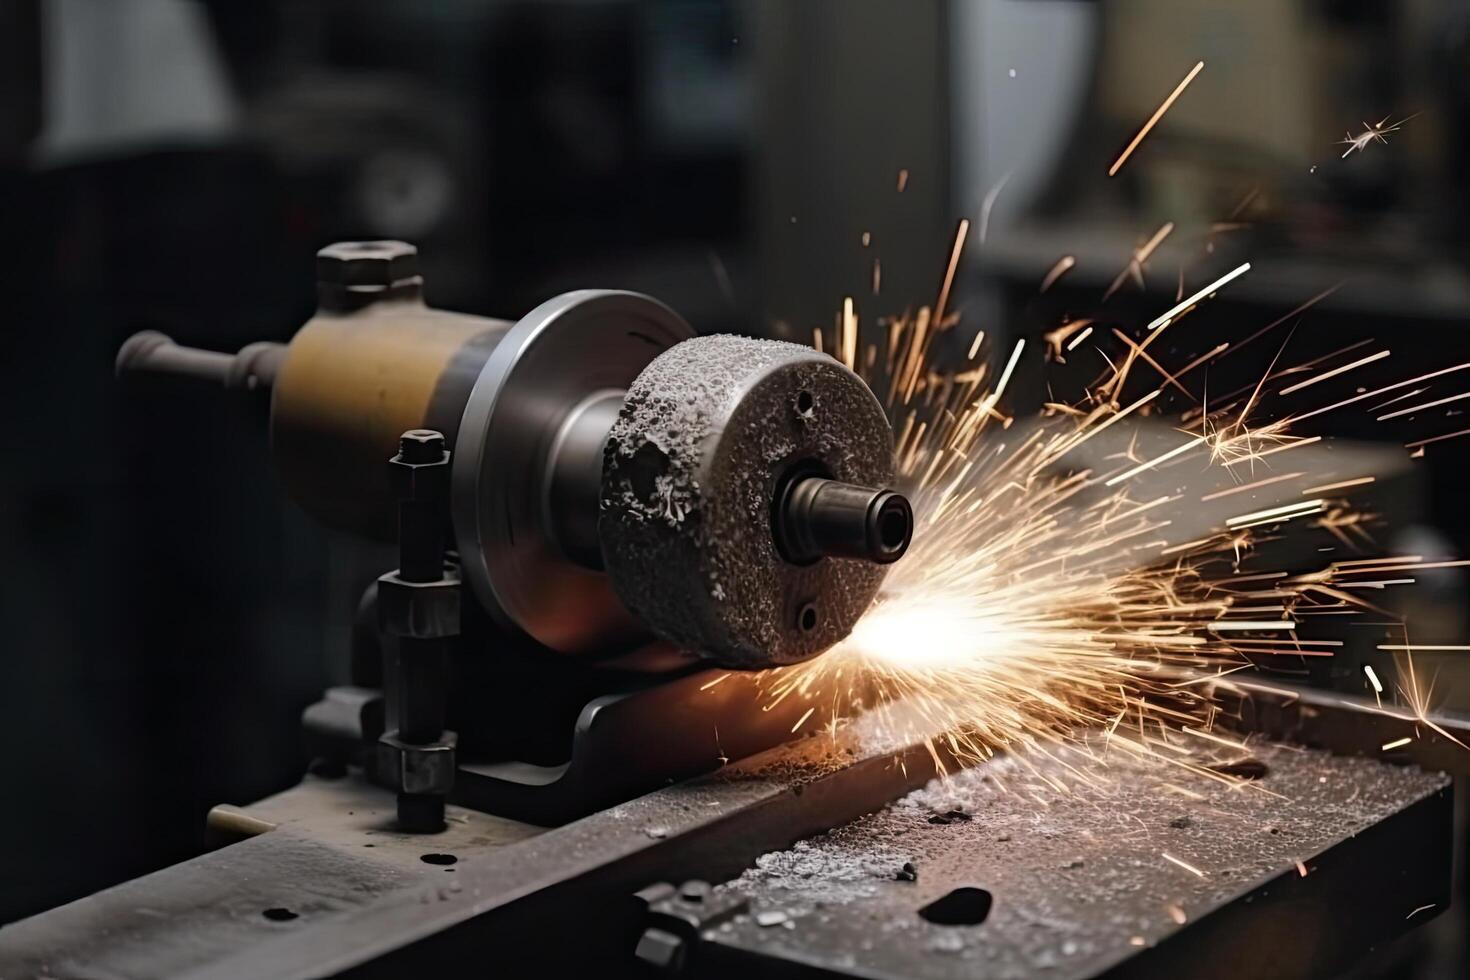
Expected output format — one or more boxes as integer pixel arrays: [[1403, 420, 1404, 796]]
[[5, 1, 1470, 968]]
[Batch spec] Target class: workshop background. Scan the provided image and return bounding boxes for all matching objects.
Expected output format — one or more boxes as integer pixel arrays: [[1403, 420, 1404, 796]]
[[4, 0, 1470, 969]]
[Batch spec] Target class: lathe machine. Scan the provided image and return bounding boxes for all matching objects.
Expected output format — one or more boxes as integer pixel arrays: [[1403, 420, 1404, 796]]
[[0, 241, 1465, 979]]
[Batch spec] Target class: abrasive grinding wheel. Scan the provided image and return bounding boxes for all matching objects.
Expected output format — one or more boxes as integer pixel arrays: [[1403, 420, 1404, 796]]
[[599, 335, 897, 668]]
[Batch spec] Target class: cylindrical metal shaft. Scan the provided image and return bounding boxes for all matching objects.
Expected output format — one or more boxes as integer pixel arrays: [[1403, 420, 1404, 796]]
[[777, 476, 913, 565], [116, 331, 286, 390]]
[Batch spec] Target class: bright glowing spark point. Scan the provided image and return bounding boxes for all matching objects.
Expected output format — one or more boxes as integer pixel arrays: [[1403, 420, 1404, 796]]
[[1381, 736, 1412, 751], [1161, 852, 1207, 878], [1363, 665, 1384, 694], [1295, 860, 1309, 877], [1168, 905, 1187, 924], [1207, 621, 1298, 632], [1147, 263, 1251, 332], [1407, 904, 1436, 920], [791, 707, 816, 733], [1109, 61, 1205, 177], [1066, 325, 1094, 351], [1279, 349, 1391, 395]]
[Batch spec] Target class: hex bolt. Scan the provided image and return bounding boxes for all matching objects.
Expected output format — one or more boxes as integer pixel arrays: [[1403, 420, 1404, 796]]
[[315, 240, 422, 311], [399, 429, 445, 464], [379, 428, 457, 833], [390, 430, 450, 584]]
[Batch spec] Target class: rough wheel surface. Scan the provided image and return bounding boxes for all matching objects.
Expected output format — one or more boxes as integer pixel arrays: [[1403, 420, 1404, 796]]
[[599, 335, 895, 667]]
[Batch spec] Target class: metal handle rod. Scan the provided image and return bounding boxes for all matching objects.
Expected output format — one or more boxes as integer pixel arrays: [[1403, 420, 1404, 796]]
[[116, 331, 285, 390]]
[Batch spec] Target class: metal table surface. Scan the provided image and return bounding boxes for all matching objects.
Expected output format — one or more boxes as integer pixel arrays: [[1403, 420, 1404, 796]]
[[0, 702, 1452, 979], [698, 743, 1450, 979]]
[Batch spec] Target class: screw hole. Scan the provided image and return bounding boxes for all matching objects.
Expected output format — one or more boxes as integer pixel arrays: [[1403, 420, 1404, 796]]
[[795, 390, 815, 416], [798, 603, 819, 632], [262, 907, 299, 922], [420, 853, 458, 866], [919, 887, 992, 926]]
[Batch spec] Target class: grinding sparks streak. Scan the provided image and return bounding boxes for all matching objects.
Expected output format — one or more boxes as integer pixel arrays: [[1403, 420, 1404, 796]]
[[1279, 349, 1391, 396], [1105, 436, 1204, 487], [1147, 263, 1251, 332], [1040, 255, 1076, 293], [1109, 61, 1205, 177], [1105, 223, 1174, 302], [1382, 737, 1412, 751], [1161, 852, 1207, 878], [770, 159, 1470, 807]]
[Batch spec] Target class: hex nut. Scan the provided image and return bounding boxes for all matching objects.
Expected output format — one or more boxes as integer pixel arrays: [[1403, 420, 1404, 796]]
[[378, 732, 457, 795], [387, 454, 451, 502], [377, 570, 461, 639], [316, 240, 419, 287]]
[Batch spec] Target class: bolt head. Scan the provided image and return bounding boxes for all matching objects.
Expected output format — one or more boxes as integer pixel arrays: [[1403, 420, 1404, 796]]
[[399, 429, 446, 463], [316, 240, 419, 288]]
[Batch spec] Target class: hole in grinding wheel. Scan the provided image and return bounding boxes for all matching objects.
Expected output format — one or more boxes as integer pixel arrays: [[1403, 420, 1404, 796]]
[[919, 887, 993, 926], [796, 389, 814, 416], [797, 603, 819, 632], [262, 907, 299, 922], [420, 853, 458, 866]]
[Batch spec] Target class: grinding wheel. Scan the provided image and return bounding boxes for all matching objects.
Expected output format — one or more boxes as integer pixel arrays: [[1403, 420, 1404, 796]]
[[600, 336, 896, 667]]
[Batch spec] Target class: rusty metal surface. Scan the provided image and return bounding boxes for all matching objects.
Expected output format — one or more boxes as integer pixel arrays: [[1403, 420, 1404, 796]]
[[0, 711, 949, 980], [700, 744, 1450, 979], [0, 696, 1454, 979], [0, 775, 542, 979]]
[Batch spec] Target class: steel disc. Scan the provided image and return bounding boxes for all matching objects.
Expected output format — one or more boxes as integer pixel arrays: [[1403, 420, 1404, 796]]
[[452, 290, 694, 653]]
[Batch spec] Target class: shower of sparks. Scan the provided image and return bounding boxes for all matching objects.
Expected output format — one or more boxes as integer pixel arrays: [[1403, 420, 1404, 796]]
[[762, 242, 1470, 795], [1381, 736, 1412, 751], [740, 91, 1467, 805], [1109, 61, 1205, 177]]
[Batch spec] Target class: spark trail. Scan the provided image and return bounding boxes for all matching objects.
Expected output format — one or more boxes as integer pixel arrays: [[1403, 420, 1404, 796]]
[[765, 246, 1464, 789]]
